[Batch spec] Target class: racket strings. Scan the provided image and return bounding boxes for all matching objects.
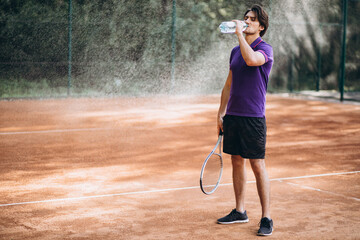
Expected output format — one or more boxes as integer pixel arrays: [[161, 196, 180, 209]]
[[202, 154, 222, 192]]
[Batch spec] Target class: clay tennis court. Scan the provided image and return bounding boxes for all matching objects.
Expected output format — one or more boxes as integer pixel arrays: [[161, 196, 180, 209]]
[[0, 94, 359, 239]]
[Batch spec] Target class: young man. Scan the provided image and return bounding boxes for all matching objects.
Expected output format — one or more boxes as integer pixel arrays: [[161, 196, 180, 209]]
[[216, 4, 274, 236]]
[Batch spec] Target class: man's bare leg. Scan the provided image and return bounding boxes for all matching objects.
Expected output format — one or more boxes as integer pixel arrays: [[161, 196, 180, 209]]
[[232, 155, 247, 213], [250, 159, 270, 218]]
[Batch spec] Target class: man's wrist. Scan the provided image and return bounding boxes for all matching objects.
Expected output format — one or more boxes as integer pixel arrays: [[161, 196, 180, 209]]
[[237, 32, 245, 43]]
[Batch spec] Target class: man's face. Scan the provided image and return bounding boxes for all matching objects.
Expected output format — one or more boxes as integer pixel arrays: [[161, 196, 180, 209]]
[[243, 11, 264, 36]]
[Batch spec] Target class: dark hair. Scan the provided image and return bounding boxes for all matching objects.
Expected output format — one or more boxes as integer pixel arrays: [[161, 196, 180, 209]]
[[244, 4, 269, 37]]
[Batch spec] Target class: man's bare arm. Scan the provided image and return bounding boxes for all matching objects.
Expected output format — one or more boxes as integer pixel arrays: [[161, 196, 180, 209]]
[[217, 70, 232, 133]]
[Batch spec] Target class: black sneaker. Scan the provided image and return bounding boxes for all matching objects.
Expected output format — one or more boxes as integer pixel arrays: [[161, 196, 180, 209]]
[[217, 209, 249, 224], [257, 217, 273, 236]]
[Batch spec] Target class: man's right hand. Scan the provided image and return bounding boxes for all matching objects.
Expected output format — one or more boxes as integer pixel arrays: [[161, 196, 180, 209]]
[[217, 114, 224, 135]]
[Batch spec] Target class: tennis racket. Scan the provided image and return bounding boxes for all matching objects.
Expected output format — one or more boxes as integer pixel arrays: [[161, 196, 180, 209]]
[[200, 130, 223, 195]]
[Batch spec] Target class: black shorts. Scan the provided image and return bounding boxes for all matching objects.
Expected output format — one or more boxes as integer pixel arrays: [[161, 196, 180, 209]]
[[223, 115, 267, 159]]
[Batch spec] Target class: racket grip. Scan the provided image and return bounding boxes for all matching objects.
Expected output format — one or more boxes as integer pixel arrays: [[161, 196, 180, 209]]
[[219, 129, 223, 136]]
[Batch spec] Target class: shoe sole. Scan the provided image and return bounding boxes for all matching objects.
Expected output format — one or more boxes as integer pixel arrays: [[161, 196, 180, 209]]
[[217, 219, 249, 224], [257, 228, 273, 236], [257, 232, 272, 236]]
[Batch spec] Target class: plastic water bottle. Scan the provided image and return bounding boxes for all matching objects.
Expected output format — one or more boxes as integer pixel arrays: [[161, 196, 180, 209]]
[[219, 21, 248, 34]]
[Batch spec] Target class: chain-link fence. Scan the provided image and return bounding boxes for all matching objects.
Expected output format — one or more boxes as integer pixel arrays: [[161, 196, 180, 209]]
[[0, 0, 359, 101]]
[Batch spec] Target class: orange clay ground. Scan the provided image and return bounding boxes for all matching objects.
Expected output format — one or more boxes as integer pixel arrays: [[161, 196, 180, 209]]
[[0, 94, 359, 239]]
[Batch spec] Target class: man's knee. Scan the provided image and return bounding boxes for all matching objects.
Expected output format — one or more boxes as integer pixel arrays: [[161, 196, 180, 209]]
[[250, 159, 266, 176], [232, 155, 246, 168]]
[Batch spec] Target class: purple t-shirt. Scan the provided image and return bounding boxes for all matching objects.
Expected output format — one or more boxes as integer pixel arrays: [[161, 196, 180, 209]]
[[226, 37, 273, 118]]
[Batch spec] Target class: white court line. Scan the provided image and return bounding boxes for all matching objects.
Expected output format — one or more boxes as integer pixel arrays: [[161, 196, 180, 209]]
[[0, 128, 111, 135], [0, 171, 359, 207], [279, 181, 360, 202], [0, 186, 200, 207]]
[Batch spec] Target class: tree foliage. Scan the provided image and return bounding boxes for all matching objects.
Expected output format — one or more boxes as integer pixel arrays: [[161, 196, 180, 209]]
[[0, 0, 359, 96]]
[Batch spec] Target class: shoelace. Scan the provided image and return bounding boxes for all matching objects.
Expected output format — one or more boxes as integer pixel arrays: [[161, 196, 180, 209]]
[[258, 219, 271, 228], [230, 209, 238, 217], [228, 209, 244, 220]]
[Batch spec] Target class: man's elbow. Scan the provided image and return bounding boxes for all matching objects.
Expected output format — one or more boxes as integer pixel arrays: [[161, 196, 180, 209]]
[[245, 53, 266, 66], [245, 58, 261, 67]]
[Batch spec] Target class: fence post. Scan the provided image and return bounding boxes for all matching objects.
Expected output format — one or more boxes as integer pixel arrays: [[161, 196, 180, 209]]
[[170, 0, 176, 92], [339, 0, 348, 101], [269, 0, 272, 42], [288, 52, 294, 93], [67, 0, 73, 96], [316, 25, 322, 92]]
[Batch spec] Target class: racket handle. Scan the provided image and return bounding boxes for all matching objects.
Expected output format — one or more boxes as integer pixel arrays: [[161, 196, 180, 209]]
[[219, 129, 223, 136]]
